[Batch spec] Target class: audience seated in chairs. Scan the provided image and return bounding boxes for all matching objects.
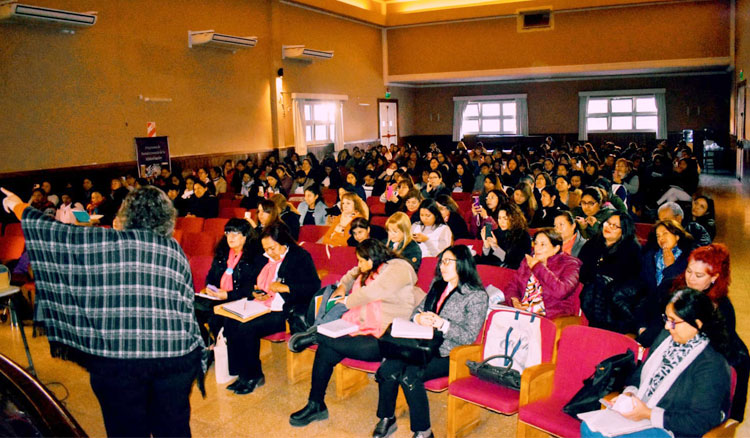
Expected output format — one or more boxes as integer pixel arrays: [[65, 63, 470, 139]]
[[657, 201, 712, 247], [346, 217, 387, 247], [184, 180, 219, 218], [223, 224, 319, 395]]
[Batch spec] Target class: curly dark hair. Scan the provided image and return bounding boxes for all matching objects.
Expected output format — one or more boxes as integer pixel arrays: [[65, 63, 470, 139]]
[[118, 186, 176, 237]]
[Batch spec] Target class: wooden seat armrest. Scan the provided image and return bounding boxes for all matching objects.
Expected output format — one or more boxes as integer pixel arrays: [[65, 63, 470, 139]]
[[552, 315, 582, 331], [449, 344, 483, 383], [703, 419, 739, 438], [519, 363, 555, 407]]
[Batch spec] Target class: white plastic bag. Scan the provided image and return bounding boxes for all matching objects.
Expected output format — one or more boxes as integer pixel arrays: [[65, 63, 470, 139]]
[[214, 327, 236, 384]]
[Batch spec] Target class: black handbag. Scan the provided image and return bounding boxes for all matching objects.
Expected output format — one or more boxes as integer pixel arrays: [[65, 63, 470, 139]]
[[378, 324, 443, 365], [466, 355, 521, 390], [562, 350, 637, 417]]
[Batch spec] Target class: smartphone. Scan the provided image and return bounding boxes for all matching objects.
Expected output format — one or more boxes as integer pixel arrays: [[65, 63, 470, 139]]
[[484, 222, 492, 237], [599, 398, 613, 410], [244, 211, 252, 220], [386, 184, 395, 199], [472, 195, 480, 208], [254, 289, 267, 296], [207, 285, 219, 292]]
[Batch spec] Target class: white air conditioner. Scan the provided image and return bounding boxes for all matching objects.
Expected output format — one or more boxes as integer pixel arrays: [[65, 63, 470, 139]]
[[188, 30, 257, 52], [0, 1, 97, 27], [282, 45, 333, 61]]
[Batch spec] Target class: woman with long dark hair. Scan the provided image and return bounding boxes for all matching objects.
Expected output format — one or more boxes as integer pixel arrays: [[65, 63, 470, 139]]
[[581, 289, 731, 438], [578, 211, 641, 333], [478, 202, 531, 269], [373, 246, 488, 438], [290, 239, 424, 427], [411, 199, 453, 257]]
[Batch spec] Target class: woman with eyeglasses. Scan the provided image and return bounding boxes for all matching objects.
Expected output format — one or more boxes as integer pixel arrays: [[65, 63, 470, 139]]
[[652, 244, 748, 422], [581, 289, 731, 438], [578, 211, 642, 334], [223, 224, 320, 395], [373, 246, 488, 438], [195, 218, 260, 347], [571, 187, 614, 240], [289, 239, 424, 427]]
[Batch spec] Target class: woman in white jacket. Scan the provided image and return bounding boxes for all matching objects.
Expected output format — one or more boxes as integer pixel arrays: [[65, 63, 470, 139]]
[[411, 199, 452, 258]]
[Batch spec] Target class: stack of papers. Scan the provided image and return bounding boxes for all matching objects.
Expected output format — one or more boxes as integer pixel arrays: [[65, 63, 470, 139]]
[[577, 409, 651, 437], [317, 319, 358, 338], [391, 317, 433, 339], [220, 298, 270, 321]]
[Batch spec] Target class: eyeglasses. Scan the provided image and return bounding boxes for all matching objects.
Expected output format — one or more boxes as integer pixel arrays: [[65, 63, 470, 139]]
[[440, 258, 457, 266], [603, 221, 621, 230], [580, 201, 598, 207], [662, 314, 687, 329]]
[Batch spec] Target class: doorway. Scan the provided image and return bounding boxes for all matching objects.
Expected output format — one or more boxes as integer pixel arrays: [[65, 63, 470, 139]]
[[378, 100, 398, 147]]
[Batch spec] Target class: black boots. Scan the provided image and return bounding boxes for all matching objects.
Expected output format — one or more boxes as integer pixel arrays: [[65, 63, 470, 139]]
[[288, 326, 318, 353], [289, 400, 329, 427], [372, 416, 397, 438]]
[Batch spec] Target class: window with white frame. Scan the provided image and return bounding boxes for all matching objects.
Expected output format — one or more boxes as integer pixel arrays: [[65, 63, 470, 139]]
[[303, 101, 336, 144], [579, 89, 666, 140], [452, 94, 528, 141]]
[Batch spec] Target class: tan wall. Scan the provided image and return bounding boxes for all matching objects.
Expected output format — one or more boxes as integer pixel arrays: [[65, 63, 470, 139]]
[[388, 86, 417, 138], [387, 1, 730, 76], [0, 0, 388, 174], [411, 74, 731, 135], [276, 3, 386, 147], [0, 0, 276, 174], [737, 0, 750, 138]]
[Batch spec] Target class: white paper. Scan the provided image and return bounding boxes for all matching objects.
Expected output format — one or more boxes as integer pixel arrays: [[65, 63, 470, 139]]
[[391, 317, 434, 339], [270, 292, 285, 312], [195, 292, 222, 301], [317, 319, 358, 338], [578, 409, 651, 437], [221, 298, 269, 319], [612, 395, 635, 414]]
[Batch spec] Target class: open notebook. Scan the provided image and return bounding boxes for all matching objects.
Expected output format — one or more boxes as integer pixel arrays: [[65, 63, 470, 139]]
[[578, 408, 652, 437], [216, 298, 270, 323]]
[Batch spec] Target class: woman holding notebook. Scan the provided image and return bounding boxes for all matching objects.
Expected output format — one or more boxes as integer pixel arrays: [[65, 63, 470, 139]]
[[222, 224, 320, 395], [195, 218, 259, 347], [373, 245, 488, 438], [289, 239, 424, 427], [580, 289, 731, 438]]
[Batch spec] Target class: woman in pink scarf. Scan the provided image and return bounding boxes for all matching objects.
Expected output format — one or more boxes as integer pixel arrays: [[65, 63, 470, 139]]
[[223, 224, 320, 395], [290, 239, 425, 427]]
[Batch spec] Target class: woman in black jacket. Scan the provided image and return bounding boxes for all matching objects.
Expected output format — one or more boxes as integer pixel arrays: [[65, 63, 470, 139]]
[[195, 218, 260, 346], [223, 224, 320, 395], [477, 202, 531, 269], [578, 210, 642, 334], [436, 194, 471, 240]]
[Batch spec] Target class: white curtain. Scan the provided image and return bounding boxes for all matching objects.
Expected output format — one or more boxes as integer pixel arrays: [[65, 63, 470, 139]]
[[578, 95, 589, 141], [655, 92, 667, 140], [516, 97, 529, 136], [292, 98, 307, 155], [334, 101, 345, 152], [452, 100, 469, 142]]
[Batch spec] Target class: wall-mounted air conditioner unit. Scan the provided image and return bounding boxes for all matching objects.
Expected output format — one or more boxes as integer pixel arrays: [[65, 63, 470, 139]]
[[188, 30, 257, 53], [0, 1, 97, 27], [282, 45, 333, 62]]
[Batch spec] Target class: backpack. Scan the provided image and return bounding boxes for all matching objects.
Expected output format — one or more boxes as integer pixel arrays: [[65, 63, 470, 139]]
[[467, 307, 543, 389]]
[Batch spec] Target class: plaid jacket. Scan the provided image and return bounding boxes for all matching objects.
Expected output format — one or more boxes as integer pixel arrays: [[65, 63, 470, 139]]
[[22, 207, 204, 359]]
